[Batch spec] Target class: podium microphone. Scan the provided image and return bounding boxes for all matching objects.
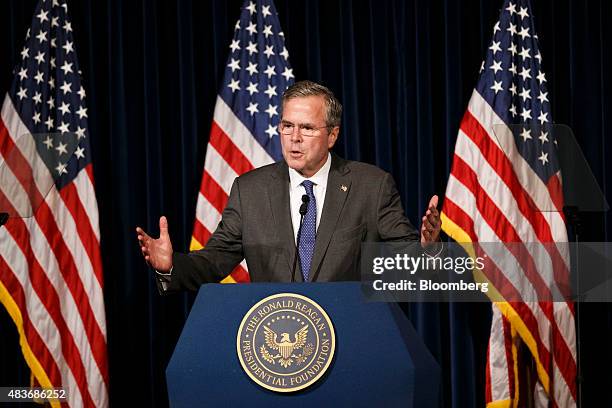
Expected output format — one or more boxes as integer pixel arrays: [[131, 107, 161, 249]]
[[0, 212, 8, 227], [291, 195, 309, 282]]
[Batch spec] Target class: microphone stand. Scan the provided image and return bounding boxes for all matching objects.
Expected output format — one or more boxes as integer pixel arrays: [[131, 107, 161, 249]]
[[291, 195, 310, 282]]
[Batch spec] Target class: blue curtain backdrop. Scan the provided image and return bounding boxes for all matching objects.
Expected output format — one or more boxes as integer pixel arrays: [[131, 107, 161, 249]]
[[1, 0, 611, 406]]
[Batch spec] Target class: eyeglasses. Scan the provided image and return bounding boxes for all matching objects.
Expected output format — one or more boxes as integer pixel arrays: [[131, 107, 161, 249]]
[[278, 122, 330, 137]]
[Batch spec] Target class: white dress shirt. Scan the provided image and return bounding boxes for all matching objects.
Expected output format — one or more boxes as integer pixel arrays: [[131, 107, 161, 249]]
[[288, 152, 332, 244]]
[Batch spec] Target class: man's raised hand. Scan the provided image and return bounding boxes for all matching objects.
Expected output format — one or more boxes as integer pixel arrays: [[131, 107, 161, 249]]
[[136, 216, 174, 273], [420, 195, 441, 245]]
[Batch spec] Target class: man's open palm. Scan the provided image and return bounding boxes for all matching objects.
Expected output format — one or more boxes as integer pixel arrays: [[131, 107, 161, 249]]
[[136, 216, 173, 272]]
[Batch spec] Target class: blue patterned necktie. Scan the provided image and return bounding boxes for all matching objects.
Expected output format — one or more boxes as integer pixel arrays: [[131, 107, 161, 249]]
[[299, 180, 317, 281]]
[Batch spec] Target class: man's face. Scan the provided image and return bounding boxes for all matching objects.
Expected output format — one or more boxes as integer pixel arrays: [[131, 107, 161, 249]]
[[280, 95, 339, 178]]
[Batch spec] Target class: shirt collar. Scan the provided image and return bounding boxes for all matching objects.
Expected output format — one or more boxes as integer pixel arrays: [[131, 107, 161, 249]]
[[288, 152, 332, 190]]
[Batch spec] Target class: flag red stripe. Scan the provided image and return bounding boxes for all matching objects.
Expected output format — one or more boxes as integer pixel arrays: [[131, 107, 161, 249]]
[[200, 171, 229, 215], [192, 218, 212, 246], [85, 162, 95, 187], [545, 174, 573, 296], [546, 174, 565, 220], [0, 254, 63, 387], [549, 309, 578, 399], [59, 182, 104, 288], [0, 122, 45, 210], [0, 122, 14, 157], [442, 198, 476, 238], [193, 219, 248, 282], [229, 264, 250, 283], [209, 121, 255, 175], [0, 204, 95, 406], [0, 139, 108, 388]]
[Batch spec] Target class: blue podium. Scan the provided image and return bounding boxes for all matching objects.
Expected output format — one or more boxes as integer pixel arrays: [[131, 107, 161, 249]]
[[166, 282, 440, 407]]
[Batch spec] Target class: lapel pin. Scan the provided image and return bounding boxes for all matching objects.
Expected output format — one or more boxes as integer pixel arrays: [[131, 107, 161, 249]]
[[340, 185, 348, 192]]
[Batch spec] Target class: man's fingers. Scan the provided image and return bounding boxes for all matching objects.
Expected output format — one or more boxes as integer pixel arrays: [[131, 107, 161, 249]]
[[136, 227, 152, 242], [424, 204, 439, 220], [422, 214, 438, 229], [422, 198, 440, 243], [159, 216, 169, 239]]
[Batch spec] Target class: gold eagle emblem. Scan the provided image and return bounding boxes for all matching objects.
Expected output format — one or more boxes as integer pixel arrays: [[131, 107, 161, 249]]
[[260, 326, 313, 368]]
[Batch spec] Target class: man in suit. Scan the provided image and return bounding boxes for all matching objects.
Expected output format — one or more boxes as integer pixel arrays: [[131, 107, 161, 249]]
[[136, 80, 441, 291]]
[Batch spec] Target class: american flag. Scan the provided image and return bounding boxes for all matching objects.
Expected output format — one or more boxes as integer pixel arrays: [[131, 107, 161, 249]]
[[190, 0, 294, 283], [0, 1, 108, 407], [440, 0, 576, 406]]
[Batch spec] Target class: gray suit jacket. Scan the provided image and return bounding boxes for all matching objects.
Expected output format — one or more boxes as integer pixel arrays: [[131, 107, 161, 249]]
[[162, 154, 419, 291]]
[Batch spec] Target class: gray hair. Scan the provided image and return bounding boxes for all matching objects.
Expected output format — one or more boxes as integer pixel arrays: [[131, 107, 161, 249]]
[[281, 80, 342, 128]]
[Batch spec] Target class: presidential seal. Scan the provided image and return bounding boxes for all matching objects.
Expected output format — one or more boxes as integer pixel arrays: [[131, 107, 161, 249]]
[[236, 293, 335, 392]]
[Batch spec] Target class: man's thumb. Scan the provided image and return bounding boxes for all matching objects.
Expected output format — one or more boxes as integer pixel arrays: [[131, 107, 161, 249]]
[[429, 195, 439, 209], [159, 216, 169, 238]]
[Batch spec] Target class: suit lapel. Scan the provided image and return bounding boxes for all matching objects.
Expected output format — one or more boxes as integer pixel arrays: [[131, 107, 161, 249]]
[[310, 155, 351, 281], [268, 161, 300, 279]]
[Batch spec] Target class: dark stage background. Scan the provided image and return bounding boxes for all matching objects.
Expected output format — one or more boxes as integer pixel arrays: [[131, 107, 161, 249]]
[[1, 0, 611, 406]]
